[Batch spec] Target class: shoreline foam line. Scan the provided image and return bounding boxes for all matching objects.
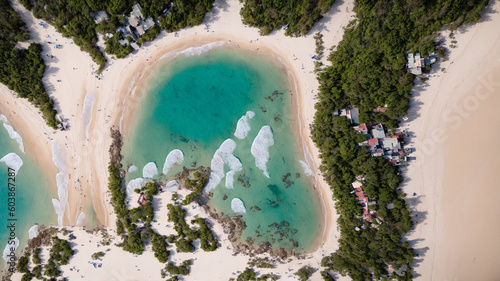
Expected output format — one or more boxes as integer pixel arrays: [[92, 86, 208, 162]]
[[51, 142, 68, 226], [0, 114, 25, 153]]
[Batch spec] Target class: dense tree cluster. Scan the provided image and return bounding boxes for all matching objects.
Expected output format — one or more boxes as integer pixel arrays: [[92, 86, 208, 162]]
[[164, 260, 192, 276], [167, 204, 218, 253], [0, 0, 59, 128], [20, 0, 215, 72], [43, 237, 75, 277], [294, 266, 314, 281], [312, 0, 489, 279], [182, 173, 208, 205], [150, 231, 170, 263], [240, 0, 335, 36], [158, 0, 215, 32]]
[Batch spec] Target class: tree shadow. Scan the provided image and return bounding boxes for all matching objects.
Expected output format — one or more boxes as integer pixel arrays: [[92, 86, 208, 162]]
[[203, 0, 230, 25], [307, 0, 347, 36]]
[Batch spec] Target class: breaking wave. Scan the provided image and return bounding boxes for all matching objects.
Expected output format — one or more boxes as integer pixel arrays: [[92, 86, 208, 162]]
[[128, 165, 138, 173], [165, 180, 179, 192], [76, 212, 86, 226], [162, 149, 184, 175], [28, 225, 39, 239], [52, 143, 68, 226], [2, 237, 19, 263], [181, 42, 225, 57], [126, 178, 144, 199], [231, 198, 246, 214], [143, 162, 158, 179], [234, 111, 255, 140], [0, 115, 24, 153], [225, 171, 235, 189], [0, 153, 23, 172], [298, 160, 313, 177], [251, 126, 274, 178], [204, 139, 242, 193]]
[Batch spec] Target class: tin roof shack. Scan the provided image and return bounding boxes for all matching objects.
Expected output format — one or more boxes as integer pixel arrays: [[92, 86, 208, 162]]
[[407, 52, 424, 75], [92, 11, 108, 25]]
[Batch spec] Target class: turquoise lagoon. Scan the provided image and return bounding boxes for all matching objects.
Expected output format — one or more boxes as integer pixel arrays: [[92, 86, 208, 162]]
[[0, 118, 55, 266], [122, 46, 321, 252]]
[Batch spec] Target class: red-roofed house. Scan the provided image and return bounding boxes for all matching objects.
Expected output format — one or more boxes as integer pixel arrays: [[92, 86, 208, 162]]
[[355, 123, 368, 134], [368, 138, 379, 147]]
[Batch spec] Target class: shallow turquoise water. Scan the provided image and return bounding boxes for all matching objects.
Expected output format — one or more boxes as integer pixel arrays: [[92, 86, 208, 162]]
[[122, 47, 321, 251], [0, 120, 55, 266]]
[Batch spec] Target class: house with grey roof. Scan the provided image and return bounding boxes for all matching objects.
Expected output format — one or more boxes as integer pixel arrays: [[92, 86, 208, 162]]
[[142, 17, 155, 31], [406, 52, 424, 75], [132, 3, 143, 19], [128, 15, 139, 27], [372, 124, 386, 139], [382, 137, 401, 151], [136, 25, 145, 36]]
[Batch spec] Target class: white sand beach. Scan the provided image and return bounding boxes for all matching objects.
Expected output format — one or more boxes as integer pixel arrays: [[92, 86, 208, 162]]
[[400, 0, 500, 280], [1, 0, 356, 279], [4, 0, 499, 278]]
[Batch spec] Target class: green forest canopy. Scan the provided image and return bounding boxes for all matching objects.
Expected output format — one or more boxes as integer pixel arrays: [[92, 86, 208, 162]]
[[0, 0, 58, 128], [313, 0, 489, 280], [240, 0, 335, 36], [20, 0, 215, 72]]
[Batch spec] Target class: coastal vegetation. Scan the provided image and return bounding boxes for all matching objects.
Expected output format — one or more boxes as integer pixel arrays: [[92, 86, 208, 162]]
[[106, 128, 218, 274], [91, 251, 106, 260], [167, 203, 219, 252], [0, 0, 59, 129], [240, 0, 335, 36], [163, 260, 192, 276], [20, 0, 215, 72], [182, 171, 209, 205], [16, 230, 75, 280], [312, 0, 489, 279], [233, 267, 278, 281], [294, 266, 314, 281]]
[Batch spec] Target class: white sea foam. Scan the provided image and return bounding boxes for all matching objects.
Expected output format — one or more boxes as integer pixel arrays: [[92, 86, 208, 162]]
[[126, 178, 144, 198], [298, 160, 314, 176], [234, 111, 256, 140], [205, 139, 242, 193], [231, 198, 246, 214], [0, 115, 24, 153], [225, 171, 235, 189], [0, 153, 23, 172], [52, 199, 63, 226], [52, 143, 68, 226], [81, 91, 95, 139], [205, 154, 224, 193], [128, 165, 138, 173], [162, 149, 184, 175], [28, 225, 39, 239], [251, 126, 274, 178], [2, 237, 19, 263], [181, 42, 225, 57], [165, 180, 179, 192], [76, 212, 86, 226], [143, 162, 158, 179]]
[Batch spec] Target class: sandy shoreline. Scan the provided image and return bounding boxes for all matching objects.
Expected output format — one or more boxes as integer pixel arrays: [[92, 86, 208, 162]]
[[2, 0, 356, 279], [400, 1, 500, 279], [117, 40, 334, 252]]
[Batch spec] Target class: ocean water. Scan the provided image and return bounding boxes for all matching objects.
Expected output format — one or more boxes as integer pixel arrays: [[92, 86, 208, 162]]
[[0, 118, 55, 267], [122, 47, 321, 252]]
